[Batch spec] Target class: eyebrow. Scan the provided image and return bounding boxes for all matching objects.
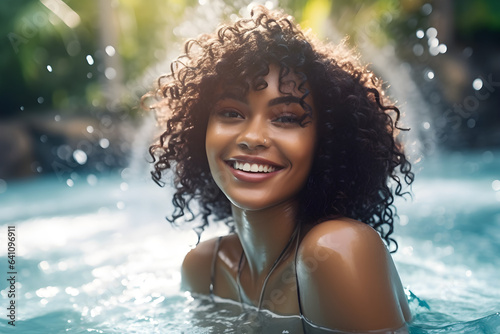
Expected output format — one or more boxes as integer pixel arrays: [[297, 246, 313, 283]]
[[217, 94, 302, 105], [267, 96, 302, 107]]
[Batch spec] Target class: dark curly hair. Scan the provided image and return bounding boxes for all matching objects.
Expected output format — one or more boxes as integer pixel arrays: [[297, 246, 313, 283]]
[[145, 6, 414, 251]]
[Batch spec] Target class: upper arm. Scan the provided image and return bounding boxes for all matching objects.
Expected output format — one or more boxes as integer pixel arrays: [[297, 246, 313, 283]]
[[181, 238, 218, 294], [297, 220, 407, 331]]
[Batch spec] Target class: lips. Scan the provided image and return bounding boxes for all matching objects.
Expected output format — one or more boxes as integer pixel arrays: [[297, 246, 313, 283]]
[[232, 161, 276, 173], [225, 156, 284, 182]]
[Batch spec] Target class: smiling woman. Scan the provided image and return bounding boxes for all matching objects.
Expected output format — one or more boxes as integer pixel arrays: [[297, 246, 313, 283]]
[[206, 66, 316, 211], [145, 5, 414, 333]]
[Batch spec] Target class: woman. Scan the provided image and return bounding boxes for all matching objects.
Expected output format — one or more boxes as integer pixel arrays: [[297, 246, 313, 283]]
[[147, 5, 413, 333]]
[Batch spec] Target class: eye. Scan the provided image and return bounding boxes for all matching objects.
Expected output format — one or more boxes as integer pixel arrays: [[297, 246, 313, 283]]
[[273, 114, 300, 123], [272, 113, 301, 126], [216, 108, 244, 119]]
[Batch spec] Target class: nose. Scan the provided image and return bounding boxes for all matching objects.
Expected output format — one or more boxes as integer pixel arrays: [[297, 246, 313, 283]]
[[236, 115, 269, 150]]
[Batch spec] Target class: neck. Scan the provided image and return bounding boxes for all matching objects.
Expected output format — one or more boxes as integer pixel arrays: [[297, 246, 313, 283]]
[[231, 199, 299, 281]]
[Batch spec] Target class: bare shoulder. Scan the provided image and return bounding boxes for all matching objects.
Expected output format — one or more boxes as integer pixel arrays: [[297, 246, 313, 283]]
[[299, 217, 385, 259], [297, 217, 408, 331], [181, 237, 220, 294]]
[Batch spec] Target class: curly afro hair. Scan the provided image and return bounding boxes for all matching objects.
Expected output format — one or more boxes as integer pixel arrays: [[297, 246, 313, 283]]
[[145, 5, 414, 251]]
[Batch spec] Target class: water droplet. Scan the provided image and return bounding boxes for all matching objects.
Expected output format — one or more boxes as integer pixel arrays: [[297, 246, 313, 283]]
[[105, 45, 116, 57], [429, 46, 439, 56], [116, 201, 125, 210], [104, 67, 116, 80], [65, 287, 80, 296], [39, 261, 50, 271], [402, 246, 413, 256], [121, 167, 131, 179], [482, 151, 494, 163], [463, 47, 473, 58], [66, 40, 81, 56], [472, 78, 483, 90], [55, 115, 61, 122], [428, 38, 439, 48], [492, 180, 500, 191], [37, 97, 44, 104], [20, 106, 24, 111], [47, 65, 53, 72], [87, 72, 93, 79], [399, 215, 409, 226], [198, 0, 206, 5], [467, 118, 476, 128], [36, 287, 56, 299], [438, 44, 447, 54], [66, 179, 74, 187], [120, 182, 128, 191], [40, 135, 48, 143], [465, 270, 472, 277], [86, 55, 94, 65], [73, 149, 88, 165], [86, 125, 94, 133], [58, 261, 68, 271], [423, 122, 430, 129], [416, 30, 424, 39], [99, 138, 110, 149], [426, 27, 437, 39], [429, 46, 440, 56], [57, 145, 70, 160], [413, 44, 424, 56], [426, 71, 434, 80], [0, 179, 7, 194], [87, 174, 98, 186], [421, 3, 432, 15]]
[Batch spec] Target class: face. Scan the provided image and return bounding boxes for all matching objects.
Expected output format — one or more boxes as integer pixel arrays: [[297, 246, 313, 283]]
[[205, 66, 317, 211]]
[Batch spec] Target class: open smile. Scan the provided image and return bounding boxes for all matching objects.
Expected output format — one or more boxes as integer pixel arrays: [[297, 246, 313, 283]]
[[225, 156, 284, 181], [232, 161, 277, 173]]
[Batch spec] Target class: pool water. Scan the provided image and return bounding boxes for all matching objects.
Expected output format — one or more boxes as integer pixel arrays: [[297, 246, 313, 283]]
[[0, 151, 499, 333]]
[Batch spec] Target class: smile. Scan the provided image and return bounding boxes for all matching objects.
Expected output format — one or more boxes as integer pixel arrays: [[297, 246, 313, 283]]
[[232, 161, 276, 173], [224, 156, 284, 182]]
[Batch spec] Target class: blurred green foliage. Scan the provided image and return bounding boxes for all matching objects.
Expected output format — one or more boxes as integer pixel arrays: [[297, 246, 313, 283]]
[[1, 0, 195, 116], [1, 0, 499, 119], [455, 0, 500, 38]]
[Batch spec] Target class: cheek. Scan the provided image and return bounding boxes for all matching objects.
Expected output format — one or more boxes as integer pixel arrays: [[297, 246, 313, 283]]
[[205, 122, 230, 187], [205, 126, 219, 171], [205, 119, 221, 157], [290, 130, 316, 169]]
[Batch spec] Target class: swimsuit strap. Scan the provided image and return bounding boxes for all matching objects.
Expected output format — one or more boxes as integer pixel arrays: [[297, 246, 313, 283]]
[[209, 236, 223, 297], [294, 227, 308, 334]]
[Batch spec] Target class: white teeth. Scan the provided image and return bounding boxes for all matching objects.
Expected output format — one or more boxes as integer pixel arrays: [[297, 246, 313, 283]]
[[232, 161, 276, 173]]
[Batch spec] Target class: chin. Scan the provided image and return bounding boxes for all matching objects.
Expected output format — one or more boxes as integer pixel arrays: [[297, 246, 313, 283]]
[[225, 189, 298, 213]]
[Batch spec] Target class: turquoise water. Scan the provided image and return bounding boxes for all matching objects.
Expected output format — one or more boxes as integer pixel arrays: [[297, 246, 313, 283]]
[[0, 151, 499, 333]]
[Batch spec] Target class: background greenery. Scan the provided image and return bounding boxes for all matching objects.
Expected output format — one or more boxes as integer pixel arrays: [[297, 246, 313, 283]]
[[1, 0, 499, 179]]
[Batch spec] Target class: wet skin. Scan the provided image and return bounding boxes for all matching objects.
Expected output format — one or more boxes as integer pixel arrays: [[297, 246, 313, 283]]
[[182, 67, 412, 332], [205, 67, 317, 213]]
